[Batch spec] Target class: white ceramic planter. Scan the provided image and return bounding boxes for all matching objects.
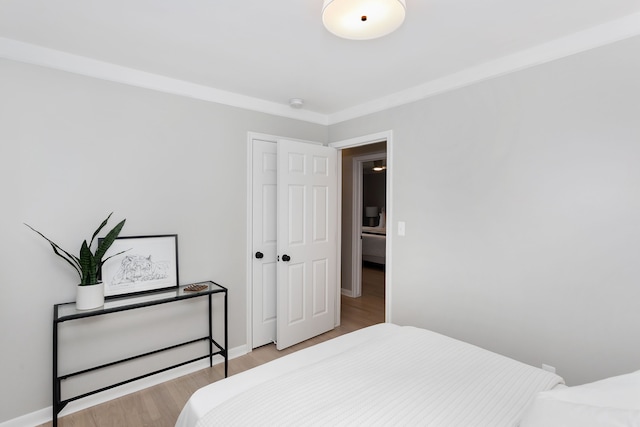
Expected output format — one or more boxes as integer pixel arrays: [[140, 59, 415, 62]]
[[76, 282, 105, 310]]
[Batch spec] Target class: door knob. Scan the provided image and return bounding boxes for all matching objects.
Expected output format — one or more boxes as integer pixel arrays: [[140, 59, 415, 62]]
[[282, 254, 291, 262], [255, 251, 264, 259]]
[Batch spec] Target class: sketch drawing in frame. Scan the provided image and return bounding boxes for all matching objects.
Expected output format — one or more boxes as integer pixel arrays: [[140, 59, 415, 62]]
[[100, 234, 179, 297]]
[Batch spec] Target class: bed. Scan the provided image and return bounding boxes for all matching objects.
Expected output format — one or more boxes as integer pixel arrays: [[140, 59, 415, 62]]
[[176, 323, 566, 427], [362, 226, 386, 264]]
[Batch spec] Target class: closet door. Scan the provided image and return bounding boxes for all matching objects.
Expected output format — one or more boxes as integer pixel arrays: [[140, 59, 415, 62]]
[[251, 139, 277, 347], [276, 139, 338, 350]]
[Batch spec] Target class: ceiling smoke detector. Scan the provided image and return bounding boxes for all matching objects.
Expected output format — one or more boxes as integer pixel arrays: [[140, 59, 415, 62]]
[[289, 98, 304, 109]]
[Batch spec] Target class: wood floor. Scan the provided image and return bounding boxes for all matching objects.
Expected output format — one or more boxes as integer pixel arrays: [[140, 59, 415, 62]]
[[42, 263, 385, 427]]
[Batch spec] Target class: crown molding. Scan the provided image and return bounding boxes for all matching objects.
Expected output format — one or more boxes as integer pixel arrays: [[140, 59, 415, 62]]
[[0, 37, 329, 126], [2, 12, 640, 127], [327, 12, 640, 125]]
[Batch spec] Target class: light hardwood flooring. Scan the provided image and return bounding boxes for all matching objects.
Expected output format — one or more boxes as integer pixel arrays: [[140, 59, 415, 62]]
[[41, 263, 385, 427]]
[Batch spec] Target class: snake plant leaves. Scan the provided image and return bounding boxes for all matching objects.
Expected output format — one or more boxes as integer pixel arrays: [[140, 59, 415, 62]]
[[90, 212, 114, 248], [94, 218, 126, 269], [23, 223, 82, 277], [25, 213, 126, 286], [79, 240, 98, 285]]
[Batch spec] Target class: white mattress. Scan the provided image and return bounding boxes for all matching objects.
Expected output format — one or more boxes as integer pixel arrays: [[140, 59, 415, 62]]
[[176, 324, 564, 427]]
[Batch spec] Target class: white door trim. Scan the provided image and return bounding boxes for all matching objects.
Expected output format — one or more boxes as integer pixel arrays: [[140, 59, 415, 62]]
[[352, 151, 386, 298], [330, 130, 393, 322], [329, 131, 390, 149]]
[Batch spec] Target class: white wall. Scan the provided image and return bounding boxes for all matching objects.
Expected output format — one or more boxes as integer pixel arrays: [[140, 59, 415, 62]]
[[0, 58, 326, 423], [330, 35, 640, 387]]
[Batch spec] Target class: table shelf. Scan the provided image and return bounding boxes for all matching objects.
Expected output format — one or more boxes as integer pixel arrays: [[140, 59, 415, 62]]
[[52, 281, 227, 426]]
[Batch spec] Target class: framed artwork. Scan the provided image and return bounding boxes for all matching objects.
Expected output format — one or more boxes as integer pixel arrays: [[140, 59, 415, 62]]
[[100, 234, 179, 298]]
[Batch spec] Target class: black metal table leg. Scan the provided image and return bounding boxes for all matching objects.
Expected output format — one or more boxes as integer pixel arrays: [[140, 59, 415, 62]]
[[208, 293, 213, 367], [224, 290, 228, 378], [53, 306, 59, 427]]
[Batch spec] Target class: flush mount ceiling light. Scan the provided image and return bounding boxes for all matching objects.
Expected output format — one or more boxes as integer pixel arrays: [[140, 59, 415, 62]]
[[322, 0, 406, 40], [372, 160, 386, 171]]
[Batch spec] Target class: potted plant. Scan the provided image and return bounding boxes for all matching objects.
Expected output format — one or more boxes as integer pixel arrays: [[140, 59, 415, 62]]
[[25, 213, 127, 310]]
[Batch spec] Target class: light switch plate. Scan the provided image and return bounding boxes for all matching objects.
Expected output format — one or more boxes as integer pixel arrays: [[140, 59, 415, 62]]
[[398, 221, 406, 236]]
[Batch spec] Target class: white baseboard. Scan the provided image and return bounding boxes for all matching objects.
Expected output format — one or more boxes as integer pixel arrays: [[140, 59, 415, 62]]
[[341, 288, 355, 297], [0, 344, 248, 427]]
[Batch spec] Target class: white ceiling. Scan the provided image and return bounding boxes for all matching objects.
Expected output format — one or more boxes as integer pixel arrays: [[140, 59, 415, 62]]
[[1, 0, 640, 124]]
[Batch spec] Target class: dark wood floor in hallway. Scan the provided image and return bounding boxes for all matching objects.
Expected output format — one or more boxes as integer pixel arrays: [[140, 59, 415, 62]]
[[43, 262, 385, 427]]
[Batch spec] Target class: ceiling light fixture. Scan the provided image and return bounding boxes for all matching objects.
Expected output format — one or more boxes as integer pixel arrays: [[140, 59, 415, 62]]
[[372, 160, 386, 171], [322, 0, 406, 40]]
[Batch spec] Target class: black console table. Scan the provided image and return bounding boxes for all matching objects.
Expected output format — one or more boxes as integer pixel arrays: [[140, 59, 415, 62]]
[[52, 281, 227, 427]]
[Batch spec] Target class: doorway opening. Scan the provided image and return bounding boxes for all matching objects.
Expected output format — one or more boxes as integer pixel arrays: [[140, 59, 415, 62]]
[[337, 142, 387, 329], [330, 130, 392, 328]]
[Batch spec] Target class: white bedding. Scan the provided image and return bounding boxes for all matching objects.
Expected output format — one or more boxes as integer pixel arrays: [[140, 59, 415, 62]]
[[177, 324, 563, 427], [520, 370, 640, 427], [176, 324, 399, 427], [362, 226, 386, 235], [362, 230, 386, 264]]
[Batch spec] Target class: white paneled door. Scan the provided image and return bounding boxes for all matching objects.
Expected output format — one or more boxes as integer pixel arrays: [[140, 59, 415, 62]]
[[252, 139, 278, 347], [276, 139, 337, 350]]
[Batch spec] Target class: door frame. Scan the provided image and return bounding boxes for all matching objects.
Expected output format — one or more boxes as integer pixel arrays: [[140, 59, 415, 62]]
[[351, 151, 386, 298], [329, 130, 393, 322], [246, 130, 394, 350]]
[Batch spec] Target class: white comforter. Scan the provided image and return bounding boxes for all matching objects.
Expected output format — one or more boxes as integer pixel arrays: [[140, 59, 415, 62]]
[[193, 325, 562, 427]]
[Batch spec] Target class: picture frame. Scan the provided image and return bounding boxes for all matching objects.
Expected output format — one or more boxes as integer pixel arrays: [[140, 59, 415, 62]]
[[99, 234, 179, 298]]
